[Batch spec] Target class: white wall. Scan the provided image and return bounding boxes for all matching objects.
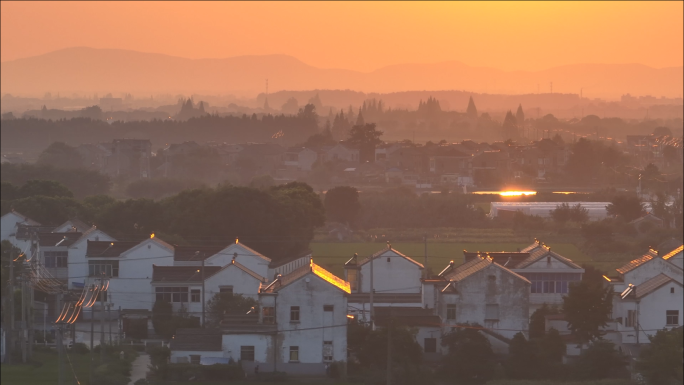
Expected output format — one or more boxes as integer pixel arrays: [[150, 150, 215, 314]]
[[170, 350, 225, 364], [108, 239, 174, 311], [222, 334, 271, 363], [668, 253, 683, 269], [204, 244, 270, 279], [67, 230, 116, 289], [439, 265, 529, 340], [1, 212, 35, 251], [359, 250, 422, 294], [274, 273, 347, 367], [622, 258, 683, 286]]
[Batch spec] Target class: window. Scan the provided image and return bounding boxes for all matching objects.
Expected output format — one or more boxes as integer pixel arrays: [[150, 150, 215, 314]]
[[190, 289, 200, 302], [263, 307, 275, 324], [625, 309, 636, 327], [289, 346, 299, 362], [290, 306, 300, 322], [522, 273, 580, 294], [189, 355, 201, 364], [155, 287, 189, 303], [88, 261, 119, 277], [323, 305, 334, 312], [240, 346, 255, 361], [666, 310, 679, 325], [446, 304, 456, 320], [485, 304, 499, 320], [44, 251, 68, 268], [219, 286, 233, 295], [424, 338, 437, 353], [323, 341, 333, 362], [671, 287, 675, 294]]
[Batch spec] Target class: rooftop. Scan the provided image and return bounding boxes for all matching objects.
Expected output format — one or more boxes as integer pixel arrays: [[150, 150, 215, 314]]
[[635, 274, 679, 299], [261, 261, 350, 294], [358, 246, 424, 269], [38, 232, 83, 247], [86, 241, 139, 258], [616, 249, 658, 275], [662, 245, 683, 261], [152, 265, 222, 283]]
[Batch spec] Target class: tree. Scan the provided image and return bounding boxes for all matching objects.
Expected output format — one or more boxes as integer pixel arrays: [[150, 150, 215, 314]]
[[550, 203, 572, 224], [606, 195, 644, 221], [566, 138, 597, 183], [573, 340, 628, 380], [529, 304, 560, 339], [562, 279, 613, 345], [37, 142, 84, 170], [151, 300, 174, 337], [466, 96, 478, 119], [439, 326, 495, 384], [636, 328, 683, 385], [324, 186, 361, 225], [248, 175, 275, 190], [10, 196, 87, 226], [652, 126, 673, 137], [18, 180, 74, 199], [540, 328, 566, 364], [1, 181, 19, 201], [281, 97, 299, 115], [205, 293, 258, 327], [570, 204, 589, 223], [505, 333, 537, 379], [347, 123, 383, 163], [502, 110, 518, 139]]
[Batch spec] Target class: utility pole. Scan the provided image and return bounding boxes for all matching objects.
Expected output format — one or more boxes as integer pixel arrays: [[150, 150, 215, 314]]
[[7, 251, 15, 364], [100, 275, 106, 363], [423, 234, 428, 279], [90, 286, 95, 384], [369, 251, 374, 325], [118, 306, 122, 344], [386, 308, 392, 385], [201, 255, 206, 328], [108, 303, 112, 345], [21, 274, 26, 363], [56, 324, 65, 385]]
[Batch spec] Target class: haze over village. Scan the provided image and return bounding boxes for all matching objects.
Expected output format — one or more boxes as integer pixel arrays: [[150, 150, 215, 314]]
[[1, 2, 682, 385]]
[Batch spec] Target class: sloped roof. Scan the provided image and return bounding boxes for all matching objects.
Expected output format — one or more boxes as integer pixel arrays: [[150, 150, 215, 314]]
[[440, 256, 531, 285], [15, 224, 54, 240], [170, 328, 222, 351], [261, 261, 350, 294], [635, 274, 679, 299], [86, 240, 139, 258], [38, 232, 83, 247], [269, 249, 311, 268], [228, 260, 266, 282], [173, 245, 225, 261], [152, 265, 222, 283], [520, 239, 544, 253], [6, 210, 41, 226], [616, 249, 658, 275], [358, 246, 424, 268], [515, 245, 583, 270], [662, 245, 683, 261], [463, 251, 529, 268], [54, 218, 91, 232]]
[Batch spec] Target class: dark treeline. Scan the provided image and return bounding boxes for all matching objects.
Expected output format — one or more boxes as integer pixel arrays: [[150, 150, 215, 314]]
[[0, 108, 319, 153], [1, 180, 324, 260]]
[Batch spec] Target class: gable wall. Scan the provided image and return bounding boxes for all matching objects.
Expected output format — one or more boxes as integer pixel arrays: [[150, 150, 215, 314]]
[[359, 252, 422, 294]]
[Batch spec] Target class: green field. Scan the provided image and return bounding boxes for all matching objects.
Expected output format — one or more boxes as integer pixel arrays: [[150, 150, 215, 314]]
[[1, 351, 93, 385], [310, 241, 592, 277]]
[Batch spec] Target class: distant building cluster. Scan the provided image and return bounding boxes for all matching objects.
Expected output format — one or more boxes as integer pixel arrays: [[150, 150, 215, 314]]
[[2, 210, 681, 372]]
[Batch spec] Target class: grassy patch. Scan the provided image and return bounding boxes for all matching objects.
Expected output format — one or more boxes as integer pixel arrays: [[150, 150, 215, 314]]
[[1, 350, 92, 385]]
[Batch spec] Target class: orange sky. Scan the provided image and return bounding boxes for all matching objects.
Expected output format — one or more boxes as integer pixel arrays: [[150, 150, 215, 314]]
[[1, 1, 682, 72]]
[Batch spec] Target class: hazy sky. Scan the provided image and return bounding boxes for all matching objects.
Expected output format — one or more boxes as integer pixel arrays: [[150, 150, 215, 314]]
[[2, 1, 682, 72]]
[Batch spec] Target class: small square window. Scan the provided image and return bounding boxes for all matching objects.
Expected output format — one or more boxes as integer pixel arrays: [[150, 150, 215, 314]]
[[666, 310, 679, 326], [290, 306, 300, 322], [323, 305, 334, 312], [190, 289, 200, 302], [240, 346, 255, 361], [446, 304, 456, 320], [289, 346, 299, 362], [424, 338, 437, 353]]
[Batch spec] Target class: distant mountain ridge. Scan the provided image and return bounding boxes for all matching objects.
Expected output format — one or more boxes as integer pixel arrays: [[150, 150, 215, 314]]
[[1, 47, 681, 99]]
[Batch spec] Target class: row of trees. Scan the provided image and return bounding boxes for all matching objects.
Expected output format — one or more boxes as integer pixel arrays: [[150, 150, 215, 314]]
[[1, 180, 324, 260]]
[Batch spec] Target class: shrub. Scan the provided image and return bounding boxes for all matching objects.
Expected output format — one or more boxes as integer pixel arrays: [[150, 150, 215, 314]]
[[69, 342, 90, 354]]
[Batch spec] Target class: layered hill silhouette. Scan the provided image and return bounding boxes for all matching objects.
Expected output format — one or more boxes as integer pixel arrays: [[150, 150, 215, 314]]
[[1, 47, 681, 98]]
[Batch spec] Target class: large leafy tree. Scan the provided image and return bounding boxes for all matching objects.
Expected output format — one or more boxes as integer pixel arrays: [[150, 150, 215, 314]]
[[205, 293, 258, 328], [529, 304, 560, 340], [636, 328, 683, 385], [439, 326, 495, 384], [562, 279, 613, 345], [347, 123, 383, 163], [18, 180, 74, 199], [324, 186, 361, 226], [36, 141, 84, 169], [606, 195, 644, 222], [573, 340, 628, 380], [505, 333, 538, 379]]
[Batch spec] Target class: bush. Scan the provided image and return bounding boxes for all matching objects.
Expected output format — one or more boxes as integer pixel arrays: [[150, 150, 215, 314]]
[[165, 363, 245, 382], [69, 342, 90, 354]]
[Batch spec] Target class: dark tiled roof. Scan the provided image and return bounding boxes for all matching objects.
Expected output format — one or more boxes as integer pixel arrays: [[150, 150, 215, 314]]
[[662, 245, 683, 261], [616, 249, 658, 275], [86, 240, 139, 258], [269, 249, 312, 268], [56, 218, 91, 232], [442, 257, 491, 282], [374, 307, 441, 328], [463, 251, 529, 268], [16, 225, 55, 240], [152, 265, 222, 283], [515, 246, 582, 269], [170, 328, 222, 351], [38, 232, 83, 247], [173, 245, 224, 261], [635, 274, 679, 299], [261, 262, 350, 294]]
